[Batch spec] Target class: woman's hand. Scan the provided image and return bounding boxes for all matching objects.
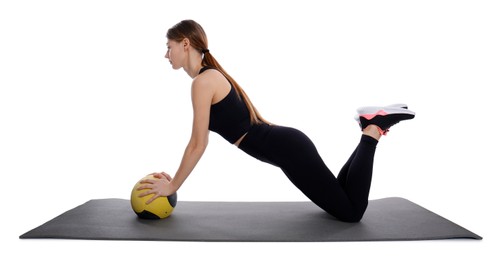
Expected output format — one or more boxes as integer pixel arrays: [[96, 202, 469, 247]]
[[137, 172, 176, 204]]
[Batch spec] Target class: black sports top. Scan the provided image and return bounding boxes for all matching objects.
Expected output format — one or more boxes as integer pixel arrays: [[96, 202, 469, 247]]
[[199, 67, 251, 144]]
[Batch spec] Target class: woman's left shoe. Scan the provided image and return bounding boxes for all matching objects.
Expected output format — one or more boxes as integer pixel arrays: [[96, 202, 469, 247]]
[[356, 106, 415, 135]]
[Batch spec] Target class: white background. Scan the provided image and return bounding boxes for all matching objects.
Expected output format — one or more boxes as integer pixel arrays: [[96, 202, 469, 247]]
[[1, 0, 492, 259]]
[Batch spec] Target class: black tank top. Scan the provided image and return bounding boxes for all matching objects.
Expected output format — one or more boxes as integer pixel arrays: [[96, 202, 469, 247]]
[[199, 67, 251, 144]]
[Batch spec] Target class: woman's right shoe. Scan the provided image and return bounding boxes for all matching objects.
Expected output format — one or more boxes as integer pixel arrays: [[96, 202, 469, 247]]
[[356, 106, 415, 135], [354, 104, 408, 126]]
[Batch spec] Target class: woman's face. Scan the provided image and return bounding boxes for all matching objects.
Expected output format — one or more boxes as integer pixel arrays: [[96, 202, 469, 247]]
[[165, 39, 185, 70]]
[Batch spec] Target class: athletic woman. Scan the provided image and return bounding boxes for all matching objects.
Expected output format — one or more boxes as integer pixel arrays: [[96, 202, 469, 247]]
[[137, 19, 415, 222]]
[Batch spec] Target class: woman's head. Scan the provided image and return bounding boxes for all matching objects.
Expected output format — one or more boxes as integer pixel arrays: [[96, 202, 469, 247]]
[[166, 20, 208, 55], [165, 20, 208, 70]]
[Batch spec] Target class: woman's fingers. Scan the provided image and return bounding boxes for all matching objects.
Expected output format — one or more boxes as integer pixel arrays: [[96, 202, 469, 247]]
[[152, 172, 172, 181], [137, 183, 151, 191], [138, 189, 152, 197], [139, 179, 155, 186], [138, 188, 161, 204], [146, 193, 160, 204], [162, 172, 172, 181]]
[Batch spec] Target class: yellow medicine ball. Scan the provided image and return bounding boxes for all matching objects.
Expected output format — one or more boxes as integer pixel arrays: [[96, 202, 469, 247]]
[[130, 175, 178, 219]]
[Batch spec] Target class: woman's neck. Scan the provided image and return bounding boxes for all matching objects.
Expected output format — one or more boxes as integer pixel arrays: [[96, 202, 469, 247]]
[[184, 54, 203, 78]]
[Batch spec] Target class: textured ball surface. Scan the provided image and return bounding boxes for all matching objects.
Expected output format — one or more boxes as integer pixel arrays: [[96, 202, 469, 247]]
[[130, 175, 177, 219]]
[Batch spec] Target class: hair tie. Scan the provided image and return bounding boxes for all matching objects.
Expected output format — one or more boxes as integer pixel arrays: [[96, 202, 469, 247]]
[[202, 49, 209, 54]]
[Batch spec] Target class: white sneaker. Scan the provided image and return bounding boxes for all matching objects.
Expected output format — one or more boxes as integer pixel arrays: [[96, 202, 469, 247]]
[[356, 105, 415, 135]]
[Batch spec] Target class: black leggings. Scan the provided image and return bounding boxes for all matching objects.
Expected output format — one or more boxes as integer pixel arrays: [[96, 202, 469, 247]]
[[238, 123, 378, 222]]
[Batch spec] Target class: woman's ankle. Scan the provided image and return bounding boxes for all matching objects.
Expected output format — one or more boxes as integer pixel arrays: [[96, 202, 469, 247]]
[[362, 125, 381, 141]]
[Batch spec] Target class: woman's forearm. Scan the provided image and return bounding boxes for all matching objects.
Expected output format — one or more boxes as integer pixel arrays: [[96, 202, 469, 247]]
[[170, 139, 207, 192]]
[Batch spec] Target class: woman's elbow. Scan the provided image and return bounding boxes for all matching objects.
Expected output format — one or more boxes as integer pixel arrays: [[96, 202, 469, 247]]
[[190, 138, 208, 153]]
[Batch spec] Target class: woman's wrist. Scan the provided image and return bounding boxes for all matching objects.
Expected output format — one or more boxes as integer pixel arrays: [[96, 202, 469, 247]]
[[169, 178, 180, 194]]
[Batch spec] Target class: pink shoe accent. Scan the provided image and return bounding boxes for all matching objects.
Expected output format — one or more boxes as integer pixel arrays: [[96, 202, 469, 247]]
[[377, 126, 389, 136], [360, 110, 388, 120]]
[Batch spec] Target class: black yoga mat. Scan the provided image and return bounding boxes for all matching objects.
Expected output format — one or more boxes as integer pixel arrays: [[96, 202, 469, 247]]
[[20, 197, 481, 242]]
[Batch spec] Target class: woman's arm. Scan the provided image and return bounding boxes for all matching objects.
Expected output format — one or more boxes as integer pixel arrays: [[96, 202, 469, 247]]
[[169, 77, 213, 191], [138, 76, 215, 203]]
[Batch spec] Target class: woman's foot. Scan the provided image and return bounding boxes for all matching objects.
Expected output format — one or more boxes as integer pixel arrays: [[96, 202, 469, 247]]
[[357, 106, 415, 136]]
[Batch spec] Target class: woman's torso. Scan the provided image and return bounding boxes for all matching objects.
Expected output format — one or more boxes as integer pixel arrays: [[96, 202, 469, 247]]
[[199, 67, 251, 146]]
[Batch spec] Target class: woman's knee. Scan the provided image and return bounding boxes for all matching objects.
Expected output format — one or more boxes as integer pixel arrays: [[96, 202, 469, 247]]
[[328, 207, 366, 223], [338, 213, 364, 223]]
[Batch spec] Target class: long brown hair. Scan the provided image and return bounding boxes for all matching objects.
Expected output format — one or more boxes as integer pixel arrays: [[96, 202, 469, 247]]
[[166, 19, 269, 125]]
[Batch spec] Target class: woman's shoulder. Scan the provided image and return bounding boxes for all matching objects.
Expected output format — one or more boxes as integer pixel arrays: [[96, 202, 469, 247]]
[[196, 67, 223, 79], [193, 68, 229, 89]]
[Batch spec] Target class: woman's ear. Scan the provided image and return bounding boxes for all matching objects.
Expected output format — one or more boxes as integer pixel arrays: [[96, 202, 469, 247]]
[[182, 38, 190, 51]]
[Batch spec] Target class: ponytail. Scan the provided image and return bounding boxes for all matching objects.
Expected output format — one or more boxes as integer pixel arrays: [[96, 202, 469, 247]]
[[202, 51, 269, 125]]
